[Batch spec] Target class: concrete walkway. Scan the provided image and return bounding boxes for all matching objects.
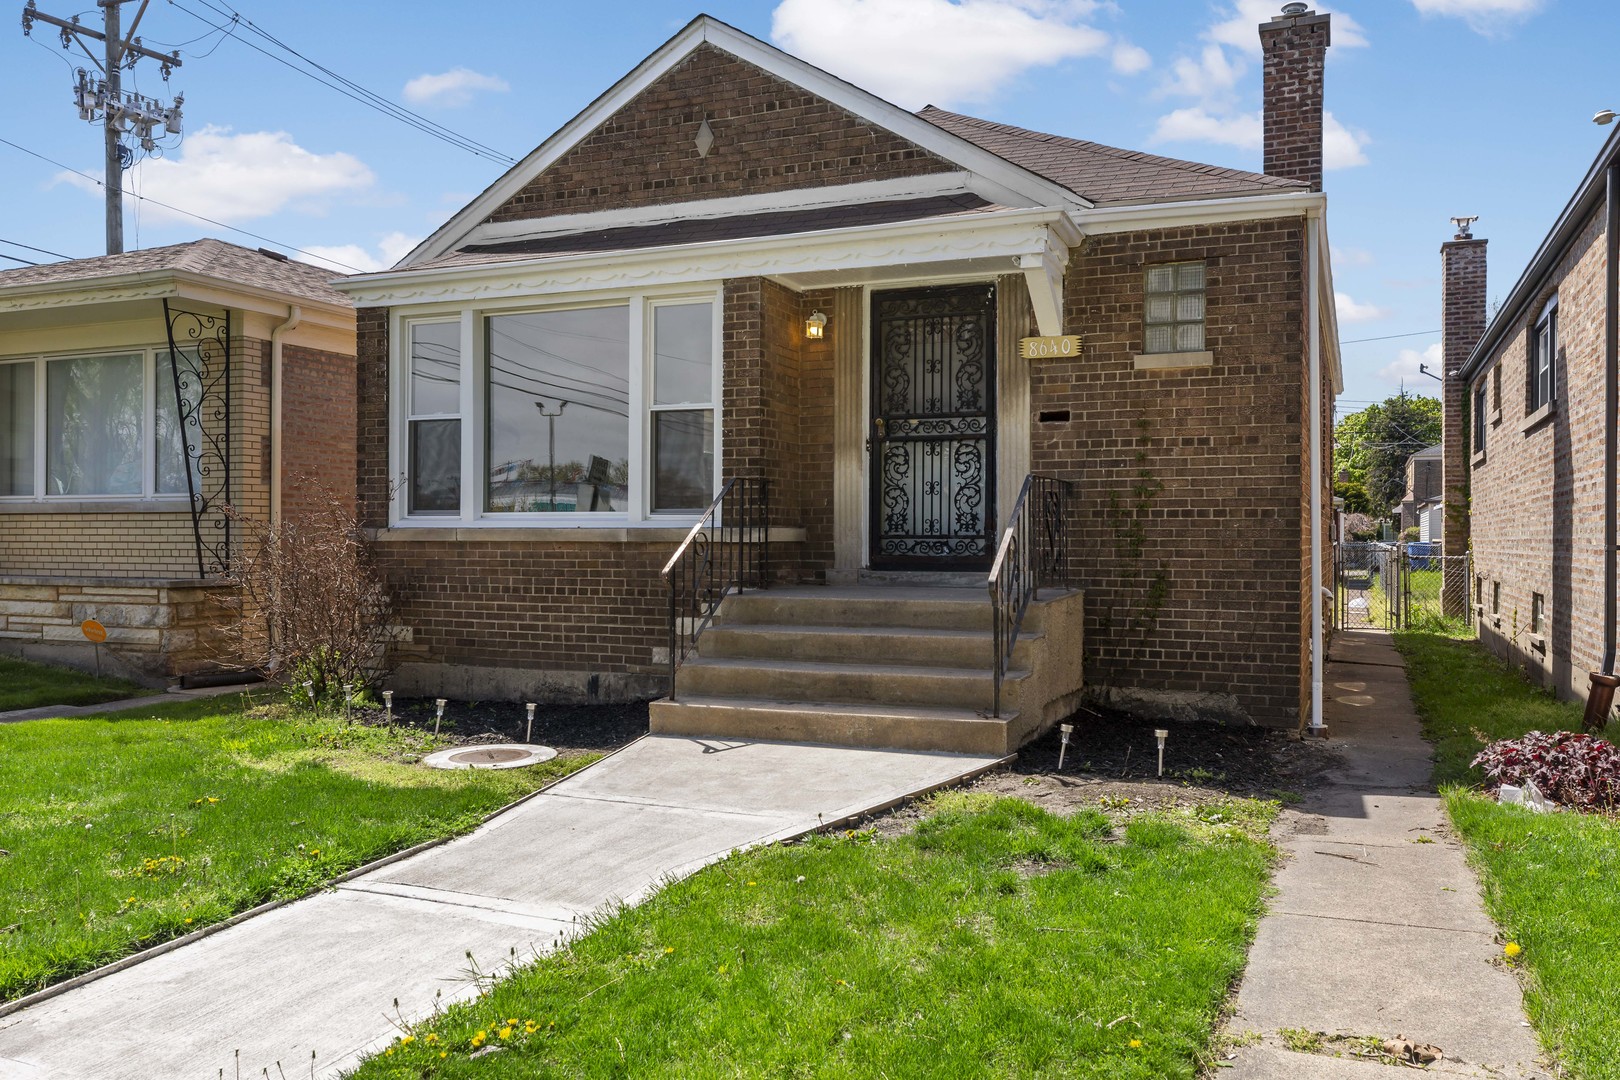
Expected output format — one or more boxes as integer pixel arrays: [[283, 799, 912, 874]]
[[0, 684, 244, 724], [1223, 630, 1550, 1078], [0, 735, 1005, 1080]]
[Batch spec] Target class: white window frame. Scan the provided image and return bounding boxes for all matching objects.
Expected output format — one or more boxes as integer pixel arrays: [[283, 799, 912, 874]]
[[389, 285, 723, 527], [0, 347, 193, 503], [402, 318, 464, 517]]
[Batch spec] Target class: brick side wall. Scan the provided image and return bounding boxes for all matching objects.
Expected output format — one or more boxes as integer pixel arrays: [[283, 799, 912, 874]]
[[1441, 236, 1487, 616], [356, 307, 391, 528], [282, 343, 359, 517], [1033, 218, 1308, 726], [487, 44, 954, 224], [796, 287, 839, 574], [1470, 206, 1608, 701], [1260, 11, 1329, 192]]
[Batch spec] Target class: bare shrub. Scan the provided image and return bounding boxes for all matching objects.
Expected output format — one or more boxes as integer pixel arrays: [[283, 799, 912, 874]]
[[218, 488, 397, 699]]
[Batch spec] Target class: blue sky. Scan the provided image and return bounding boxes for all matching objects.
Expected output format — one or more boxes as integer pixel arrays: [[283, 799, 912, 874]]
[[1, 0, 1613, 415]]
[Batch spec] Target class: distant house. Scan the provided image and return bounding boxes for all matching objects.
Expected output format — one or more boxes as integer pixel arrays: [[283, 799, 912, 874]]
[[0, 239, 356, 681], [334, 7, 1342, 745], [1395, 444, 1442, 536], [1448, 124, 1618, 707]]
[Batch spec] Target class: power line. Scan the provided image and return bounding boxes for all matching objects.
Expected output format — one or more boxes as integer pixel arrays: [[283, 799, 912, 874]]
[[168, 0, 517, 166], [0, 236, 80, 260], [0, 252, 39, 267], [0, 135, 365, 272], [1339, 329, 1441, 346]]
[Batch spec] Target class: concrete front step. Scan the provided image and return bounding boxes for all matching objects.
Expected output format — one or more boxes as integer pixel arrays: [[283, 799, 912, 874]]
[[699, 622, 1038, 669], [674, 655, 1027, 712], [648, 695, 1018, 755], [715, 586, 1000, 631]]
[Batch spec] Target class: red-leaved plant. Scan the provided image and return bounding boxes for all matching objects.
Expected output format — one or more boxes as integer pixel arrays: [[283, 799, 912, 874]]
[[1471, 730, 1620, 812]]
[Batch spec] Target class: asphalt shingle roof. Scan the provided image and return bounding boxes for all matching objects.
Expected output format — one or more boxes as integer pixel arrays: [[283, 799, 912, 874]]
[[917, 106, 1308, 206], [0, 238, 351, 307]]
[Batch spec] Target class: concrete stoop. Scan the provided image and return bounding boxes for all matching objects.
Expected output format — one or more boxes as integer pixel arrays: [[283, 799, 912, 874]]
[[649, 584, 1084, 754]]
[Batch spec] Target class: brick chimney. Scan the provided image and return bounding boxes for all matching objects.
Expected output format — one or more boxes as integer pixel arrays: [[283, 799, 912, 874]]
[[1441, 218, 1487, 616], [1259, 4, 1331, 191]]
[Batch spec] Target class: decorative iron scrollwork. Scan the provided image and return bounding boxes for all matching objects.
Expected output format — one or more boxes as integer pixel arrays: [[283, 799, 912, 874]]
[[162, 301, 231, 578]]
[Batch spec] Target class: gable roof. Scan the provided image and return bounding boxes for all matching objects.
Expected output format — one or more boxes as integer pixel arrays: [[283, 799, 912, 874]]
[[0, 239, 350, 308], [918, 107, 1306, 206]]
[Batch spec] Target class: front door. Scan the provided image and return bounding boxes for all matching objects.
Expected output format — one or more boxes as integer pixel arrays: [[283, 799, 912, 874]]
[[869, 284, 996, 570]]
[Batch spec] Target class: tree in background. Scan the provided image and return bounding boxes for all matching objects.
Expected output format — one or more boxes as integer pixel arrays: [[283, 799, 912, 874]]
[[1334, 392, 1442, 519]]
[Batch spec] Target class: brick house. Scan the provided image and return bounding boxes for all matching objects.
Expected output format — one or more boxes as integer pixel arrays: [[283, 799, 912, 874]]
[[336, 8, 1342, 746], [1396, 444, 1442, 537], [1452, 125, 1619, 708], [0, 239, 356, 681]]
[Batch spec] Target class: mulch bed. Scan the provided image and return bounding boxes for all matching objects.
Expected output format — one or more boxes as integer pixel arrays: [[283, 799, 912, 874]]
[[346, 697, 650, 756]]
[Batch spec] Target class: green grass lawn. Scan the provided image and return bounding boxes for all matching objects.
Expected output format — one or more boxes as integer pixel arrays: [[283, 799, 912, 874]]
[[352, 793, 1278, 1080], [1396, 631, 1620, 1080], [0, 654, 144, 712], [0, 695, 596, 1001]]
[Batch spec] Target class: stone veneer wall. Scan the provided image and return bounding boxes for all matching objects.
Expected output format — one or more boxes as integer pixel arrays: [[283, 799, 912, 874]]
[[0, 577, 229, 681]]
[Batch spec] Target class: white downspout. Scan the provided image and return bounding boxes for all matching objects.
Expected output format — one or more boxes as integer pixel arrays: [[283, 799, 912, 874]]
[[1307, 215, 1326, 736], [269, 305, 302, 523]]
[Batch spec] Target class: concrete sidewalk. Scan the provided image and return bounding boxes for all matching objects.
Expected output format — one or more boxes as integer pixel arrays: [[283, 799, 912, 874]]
[[1223, 630, 1550, 1078], [0, 735, 1005, 1079], [0, 684, 245, 724]]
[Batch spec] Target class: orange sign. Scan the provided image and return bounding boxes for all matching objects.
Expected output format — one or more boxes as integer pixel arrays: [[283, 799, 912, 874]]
[[81, 619, 108, 643]]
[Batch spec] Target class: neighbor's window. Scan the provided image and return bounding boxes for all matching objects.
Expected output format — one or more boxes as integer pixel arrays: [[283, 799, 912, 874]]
[[1492, 581, 1501, 615], [1143, 261, 1206, 354], [0, 350, 197, 500], [486, 306, 630, 514], [1531, 592, 1545, 636], [407, 321, 461, 515], [1491, 363, 1501, 413], [1528, 295, 1557, 412], [1475, 575, 1483, 608], [1473, 384, 1487, 454]]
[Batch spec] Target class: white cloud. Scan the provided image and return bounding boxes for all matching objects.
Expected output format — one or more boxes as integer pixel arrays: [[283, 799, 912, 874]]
[[1150, 107, 1260, 149], [770, 0, 1115, 108], [1160, 43, 1245, 103], [1334, 246, 1375, 267], [1410, 0, 1543, 34], [63, 127, 374, 225], [1323, 111, 1370, 169], [300, 232, 420, 274], [1111, 41, 1152, 75], [1206, 0, 1368, 54], [1378, 341, 1442, 387], [1335, 291, 1388, 322], [402, 67, 510, 107]]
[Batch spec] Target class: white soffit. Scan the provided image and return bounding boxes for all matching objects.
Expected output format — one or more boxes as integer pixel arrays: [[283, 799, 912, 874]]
[[401, 15, 1091, 268]]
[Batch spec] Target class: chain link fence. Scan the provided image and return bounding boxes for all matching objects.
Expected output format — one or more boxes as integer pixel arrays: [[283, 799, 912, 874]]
[[1336, 541, 1472, 633]]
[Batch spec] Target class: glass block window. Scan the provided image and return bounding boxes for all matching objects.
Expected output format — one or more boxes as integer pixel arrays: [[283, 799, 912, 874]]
[[1143, 261, 1206, 354]]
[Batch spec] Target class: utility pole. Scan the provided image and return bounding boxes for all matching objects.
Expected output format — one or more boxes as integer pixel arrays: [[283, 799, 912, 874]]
[[21, 0, 184, 255]]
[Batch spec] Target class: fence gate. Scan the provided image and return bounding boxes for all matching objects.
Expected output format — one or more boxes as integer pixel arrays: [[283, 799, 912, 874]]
[[1335, 541, 1474, 632]]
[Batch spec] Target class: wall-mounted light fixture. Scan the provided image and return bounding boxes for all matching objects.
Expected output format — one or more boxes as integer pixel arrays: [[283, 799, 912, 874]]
[[805, 310, 828, 340]]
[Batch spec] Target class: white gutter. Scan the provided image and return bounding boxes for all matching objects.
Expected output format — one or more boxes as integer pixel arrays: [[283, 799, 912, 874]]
[[1307, 213, 1326, 737], [269, 305, 302, 524]]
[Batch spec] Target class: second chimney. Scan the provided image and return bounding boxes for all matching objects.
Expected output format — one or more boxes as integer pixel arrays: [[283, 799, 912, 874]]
[[1260, 4, 1332, 191]]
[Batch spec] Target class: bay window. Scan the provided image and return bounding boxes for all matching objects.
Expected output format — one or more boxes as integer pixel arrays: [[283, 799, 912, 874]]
[[0, 349, 199, 501], [397, 291, 719, 524]]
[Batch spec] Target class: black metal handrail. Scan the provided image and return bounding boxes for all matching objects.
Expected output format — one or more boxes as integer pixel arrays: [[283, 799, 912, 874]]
[[661, 477, 770, 697], [987, 474, 1073, 717]]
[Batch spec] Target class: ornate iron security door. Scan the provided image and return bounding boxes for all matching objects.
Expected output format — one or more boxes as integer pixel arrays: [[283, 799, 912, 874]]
[[869, 284, 996, 570]]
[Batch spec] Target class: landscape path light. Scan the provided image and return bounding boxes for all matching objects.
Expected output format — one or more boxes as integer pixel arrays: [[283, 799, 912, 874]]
[[302, 680, 315, 708], [525, 702, 537, 744], [383, 690, 394, 730], [1057, 723, 1073, 770], [341, 684, 353, 725], [1154, 729, 1169, 777], [434, 698, 447, 736]]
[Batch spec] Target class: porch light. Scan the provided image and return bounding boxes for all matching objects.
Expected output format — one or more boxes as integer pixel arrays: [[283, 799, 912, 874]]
[[805, 310, 828, 340]]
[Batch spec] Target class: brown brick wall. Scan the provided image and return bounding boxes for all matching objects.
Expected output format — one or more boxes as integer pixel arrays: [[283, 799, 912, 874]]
[[1441, 237, 1487, 615], [1470, 205, 1608, 701], [487, 44, 954, 224], [796, 288, 839, 574], [282, 343, 359, 517], [356, 307, 391, 528], [1033, 217, 1310, 726]]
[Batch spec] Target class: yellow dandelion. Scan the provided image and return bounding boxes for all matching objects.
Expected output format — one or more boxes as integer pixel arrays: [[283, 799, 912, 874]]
[[1129, 1039, 1143, 1049], [425, 1033, 439, 1045], [1504, 941, 1523, 959], [499, 1026, 513, 1040], [664, 946, 675, 954], [184, 918, 193, 925], [506, 1018, 518, 1026], [126, 896, 136, 903], [384, 1048, 393, 1057], [400, 1035, 415, 1046], [440, 1051, 448, 1059], [523, 1020, 538, 1034], [746, 881, 757, 886]]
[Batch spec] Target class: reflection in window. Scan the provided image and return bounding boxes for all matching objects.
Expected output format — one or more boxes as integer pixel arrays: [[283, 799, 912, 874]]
[[487, 307, 630, 513], [0, 362, 33, 496], [408, 322, 461, 515], [651, 302, 714, 511], [155, 349, 205, 497], [46, 354, 143, 496]]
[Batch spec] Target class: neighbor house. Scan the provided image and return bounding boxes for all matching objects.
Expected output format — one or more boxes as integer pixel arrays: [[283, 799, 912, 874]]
[[1451, 123, 1619, 706], [334, 7, 1342, 749], [1396, 444, 1442, 538], [0, 239, 356, 680]]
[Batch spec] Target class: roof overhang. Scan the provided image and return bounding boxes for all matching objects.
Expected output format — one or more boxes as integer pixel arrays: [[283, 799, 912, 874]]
[[337, 205, 1082, 335], [0, 269, 354, 332], [1073, 190, 1327, 235], [401, 15, 1091, 269]]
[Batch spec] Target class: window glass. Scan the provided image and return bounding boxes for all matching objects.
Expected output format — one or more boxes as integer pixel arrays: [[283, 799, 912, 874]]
[[1144, 261, 1206, 354], [1529, 299, 1556, 411], [0, 362, 33, 496], [46, 354, 143, 496], [653, 410, 714, 511], [409, 418, 461, 513], [411, 322, 461, 416], [653, 303, 713, 406], [486, 307, 630, 513], [155, 349, 204, 496]]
